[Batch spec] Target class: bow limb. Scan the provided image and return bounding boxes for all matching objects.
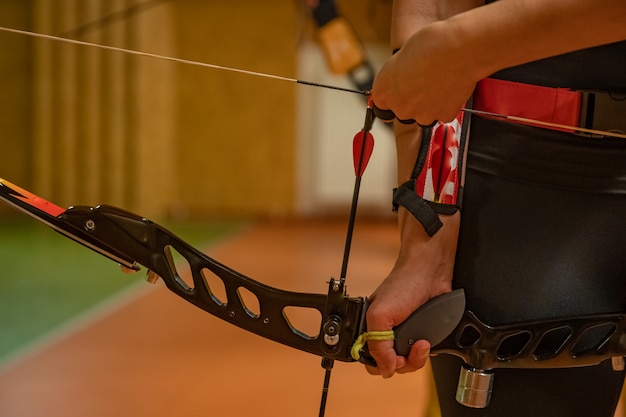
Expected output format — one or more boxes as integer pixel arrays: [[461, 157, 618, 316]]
[[0, 178, 365, 361], [0, 175, 466, 366]]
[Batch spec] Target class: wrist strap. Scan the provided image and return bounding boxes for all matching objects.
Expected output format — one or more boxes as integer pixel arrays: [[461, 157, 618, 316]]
[[392, 108, 472, 236], [392, 180, 443, 237]]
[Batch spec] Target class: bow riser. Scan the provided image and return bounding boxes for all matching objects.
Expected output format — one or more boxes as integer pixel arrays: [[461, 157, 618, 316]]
[[6, 178, 626, 376], [434, 310, 626, 370], [58, 204, 366, 362]]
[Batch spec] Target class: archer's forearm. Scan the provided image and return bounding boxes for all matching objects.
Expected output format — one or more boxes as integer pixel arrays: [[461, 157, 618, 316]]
[[444, 0, 626, 82]]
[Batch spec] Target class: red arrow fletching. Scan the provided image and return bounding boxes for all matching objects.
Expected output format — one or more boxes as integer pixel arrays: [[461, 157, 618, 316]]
[[352, 130, 374, 176]]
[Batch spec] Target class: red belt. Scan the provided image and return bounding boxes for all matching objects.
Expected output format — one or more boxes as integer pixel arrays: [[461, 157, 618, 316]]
[[473, 78, 626, 135]]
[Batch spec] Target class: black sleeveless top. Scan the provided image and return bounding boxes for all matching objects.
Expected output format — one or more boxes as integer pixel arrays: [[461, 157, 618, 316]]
[[461, 1, 626, 196]]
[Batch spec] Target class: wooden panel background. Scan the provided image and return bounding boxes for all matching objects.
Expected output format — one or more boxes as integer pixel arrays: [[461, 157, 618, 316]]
[[172, 0, 298, 219], [0, 0, 301, 219], [0, 0, 32, 199], [0, 0, 394, 220]]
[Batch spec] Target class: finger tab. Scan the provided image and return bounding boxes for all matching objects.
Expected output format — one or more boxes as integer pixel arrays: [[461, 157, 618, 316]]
[[372, 104, 396, 121], [372, 104, 417, 125], [398, 117, 417, 125]]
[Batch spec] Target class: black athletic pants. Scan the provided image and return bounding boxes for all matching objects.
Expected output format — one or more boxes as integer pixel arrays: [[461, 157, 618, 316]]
[[432, 116, 626, 417]]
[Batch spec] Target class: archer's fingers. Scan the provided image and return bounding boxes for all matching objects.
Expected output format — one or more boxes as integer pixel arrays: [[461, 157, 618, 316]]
[[365, 339, 431, 377], [365, 356, 409, 377], [395, 340, 431, 374], [365, 364, 381, 376], [367, 339, 400, 379]]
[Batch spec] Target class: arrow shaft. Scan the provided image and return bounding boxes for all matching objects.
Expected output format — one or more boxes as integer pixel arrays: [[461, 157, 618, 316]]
[[0, 26, 366, 96], [1, 25, 622, 139], [463, 108, 626, 139]]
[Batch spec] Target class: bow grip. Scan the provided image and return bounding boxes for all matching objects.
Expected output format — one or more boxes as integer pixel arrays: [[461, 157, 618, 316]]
[[393, 288, 466, 356], [357, 289, 466, 365]]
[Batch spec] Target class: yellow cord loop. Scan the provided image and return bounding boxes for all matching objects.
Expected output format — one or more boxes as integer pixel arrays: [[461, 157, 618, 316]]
[[350, 330, 395, 360]]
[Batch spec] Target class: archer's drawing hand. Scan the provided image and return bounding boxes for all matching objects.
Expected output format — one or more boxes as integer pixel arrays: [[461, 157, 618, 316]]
[[371, 21, 477, 126], [365, 209, 460, 378], [372, 0, 626, 126]]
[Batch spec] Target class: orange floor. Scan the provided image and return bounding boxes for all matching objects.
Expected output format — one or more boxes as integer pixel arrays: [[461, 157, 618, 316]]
[[0, 220, 435, 417]]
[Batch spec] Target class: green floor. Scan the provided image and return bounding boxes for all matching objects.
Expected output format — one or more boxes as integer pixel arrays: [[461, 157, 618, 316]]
[[0, 216, 238, 362]]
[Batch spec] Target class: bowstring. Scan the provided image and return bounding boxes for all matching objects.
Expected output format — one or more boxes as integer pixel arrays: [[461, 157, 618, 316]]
[[1, 25, 623, 139], [0, 25, 368, 97]]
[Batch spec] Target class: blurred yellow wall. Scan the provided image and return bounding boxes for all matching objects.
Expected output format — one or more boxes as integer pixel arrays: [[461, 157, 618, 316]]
[[172, 0, 297, 219], [0, 0, 32, 195], [0, 0, 299, 220], [0, 0, 392, 220]]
